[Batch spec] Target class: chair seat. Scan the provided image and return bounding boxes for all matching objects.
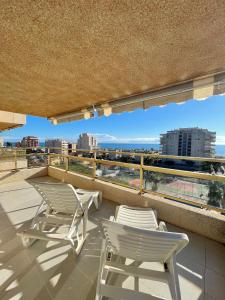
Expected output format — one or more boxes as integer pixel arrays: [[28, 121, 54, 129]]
[[76, 189, 102, 209]]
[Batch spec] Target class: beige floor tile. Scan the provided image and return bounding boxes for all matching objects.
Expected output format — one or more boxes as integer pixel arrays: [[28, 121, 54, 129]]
[[5, 206, 40, 228], [177, 232, 206, 268], [177, 261, 204, 300], [205, 238, 225, 277], [36, 244, 72, 272], [53, 268, 96, 300], [0, 187, 41, 213], [0, 177, 224, 300], [205, 268, 225, 300], [3, 264, 52, 300], [204, 292, 220, 300]]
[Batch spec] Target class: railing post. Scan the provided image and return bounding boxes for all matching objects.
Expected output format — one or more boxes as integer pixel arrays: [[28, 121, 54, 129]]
[[14, 150, 17, 170], [139, 155, 144, 194], [65, 156, 69, 172], [47, 154, 51, 166], [93, 152, 97, 179]]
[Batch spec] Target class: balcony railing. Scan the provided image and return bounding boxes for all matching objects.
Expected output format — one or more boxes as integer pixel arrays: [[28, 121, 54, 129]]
[[1, 147, 225, 213]]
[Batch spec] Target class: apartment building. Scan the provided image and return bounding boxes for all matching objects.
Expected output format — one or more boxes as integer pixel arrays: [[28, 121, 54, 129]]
[[77, 133, 97, 150], [68, 143, 77, 154], [45, 139, 68, 155], [160, 128, 216, 157], [21, 136, 39, 148]]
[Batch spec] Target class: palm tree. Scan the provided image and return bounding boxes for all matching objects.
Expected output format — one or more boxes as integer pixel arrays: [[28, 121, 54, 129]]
[[145, 172, 165, 192], [221, 185, 225, 209], [202, 162, 221, 174], [207, 181, 224, 208]]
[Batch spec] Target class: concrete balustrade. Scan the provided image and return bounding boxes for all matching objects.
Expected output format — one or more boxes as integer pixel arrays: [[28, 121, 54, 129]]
[[48, 166, 225, 244]]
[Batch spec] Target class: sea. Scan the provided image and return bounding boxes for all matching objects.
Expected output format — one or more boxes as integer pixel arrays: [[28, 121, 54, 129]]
[[99, 143, 225, 157], [5, 142, 225, 157]]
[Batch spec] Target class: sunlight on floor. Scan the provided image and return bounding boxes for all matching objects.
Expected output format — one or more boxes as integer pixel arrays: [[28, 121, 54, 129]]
[[0, 177, 224, 300]]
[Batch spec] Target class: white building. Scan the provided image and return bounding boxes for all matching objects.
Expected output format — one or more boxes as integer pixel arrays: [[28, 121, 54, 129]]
[[77, 133, 97, 150], [160, 128, 216, 157], [45, 139, 68, 155]]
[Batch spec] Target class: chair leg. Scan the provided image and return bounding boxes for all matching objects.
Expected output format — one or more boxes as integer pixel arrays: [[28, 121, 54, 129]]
[[74, 212, 88, 255], [167, 256, 181, 300], [95, 240, 107, 300], [94, 192, 102, 210], [41, 221, 46, 231], [83, 210, 88, 239], [21, 235, 36, 248]]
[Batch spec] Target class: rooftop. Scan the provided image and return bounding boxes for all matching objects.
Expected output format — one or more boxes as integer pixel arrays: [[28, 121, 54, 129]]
[[1, 175, 224, 300]]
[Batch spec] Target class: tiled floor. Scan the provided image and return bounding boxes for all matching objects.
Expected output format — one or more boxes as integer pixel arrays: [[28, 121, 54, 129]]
[[0, 176, 224, 300]]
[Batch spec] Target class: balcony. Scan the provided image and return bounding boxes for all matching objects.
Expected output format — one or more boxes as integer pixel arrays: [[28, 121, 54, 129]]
[[1, 174, 225, 300], [0, 149, 225, 300], [1, 2, 225, 298]]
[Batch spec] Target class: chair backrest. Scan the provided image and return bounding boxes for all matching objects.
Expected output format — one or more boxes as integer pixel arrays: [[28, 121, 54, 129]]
[[102, 220, 189, 262], [116, 205, 158, 230], [31, 182, 83, 215]]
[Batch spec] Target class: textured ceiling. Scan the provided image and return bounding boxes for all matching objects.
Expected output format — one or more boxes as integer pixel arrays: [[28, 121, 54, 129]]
[[0, 111, 26, 131], [0, 1, 225, 118], [0, 122, 22, 131]]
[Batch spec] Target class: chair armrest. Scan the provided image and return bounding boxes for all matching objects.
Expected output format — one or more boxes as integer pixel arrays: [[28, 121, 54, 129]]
[[158, 221, 167, 231], [109, 216, 115, 222], [153, 209, 158, 220]]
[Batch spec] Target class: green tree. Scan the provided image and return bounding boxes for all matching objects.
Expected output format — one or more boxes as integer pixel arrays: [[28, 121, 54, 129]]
[[207, 181, 224, 208], [184, 160, 195, 167], [6, 142, 12, 147], [202, 162, 221, 174], [145, 172, 165, 192]]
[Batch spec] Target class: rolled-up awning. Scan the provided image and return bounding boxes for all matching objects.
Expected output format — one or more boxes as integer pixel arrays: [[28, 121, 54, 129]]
[[0, 1, 225, 124], [53, 73, 225, 123]]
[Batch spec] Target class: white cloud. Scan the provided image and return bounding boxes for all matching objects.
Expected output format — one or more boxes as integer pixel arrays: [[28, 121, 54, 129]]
[[94, 133, 225, 145], [93, 133, 118, 142], [216, 136, 225, 145], [2, 132, 225, 145], [0, 134, 75, 143], [93, 133, 160, 144], [0, 134, 21, 141]]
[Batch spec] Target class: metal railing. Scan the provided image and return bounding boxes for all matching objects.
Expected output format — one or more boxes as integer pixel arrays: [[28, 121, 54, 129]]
[[48, 151, 225, 213], [1, 147, 225, 213]]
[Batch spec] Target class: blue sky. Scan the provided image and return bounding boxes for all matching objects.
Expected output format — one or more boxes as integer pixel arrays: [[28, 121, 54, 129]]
[[1, 95, 225, 144]]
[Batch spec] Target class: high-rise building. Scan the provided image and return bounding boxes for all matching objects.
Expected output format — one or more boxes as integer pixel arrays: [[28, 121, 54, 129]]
[[77, 133, 97, 150], [160, 128, 216, 157], [45, 139, 68, 155], [68, 143, 77, 154], [21, 136, 39, 148]]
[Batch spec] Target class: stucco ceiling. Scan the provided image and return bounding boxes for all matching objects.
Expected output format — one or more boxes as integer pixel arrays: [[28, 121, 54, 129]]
[[0, 122, 22, 131], [0, 1, 225, 118], [0, 111, 26, 131]]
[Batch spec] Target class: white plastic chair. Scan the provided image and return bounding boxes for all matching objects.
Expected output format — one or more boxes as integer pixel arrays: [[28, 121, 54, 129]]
[[112, 205, 167, 231], [17, 182, 102, 254], [96, 217, 189, 299]]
